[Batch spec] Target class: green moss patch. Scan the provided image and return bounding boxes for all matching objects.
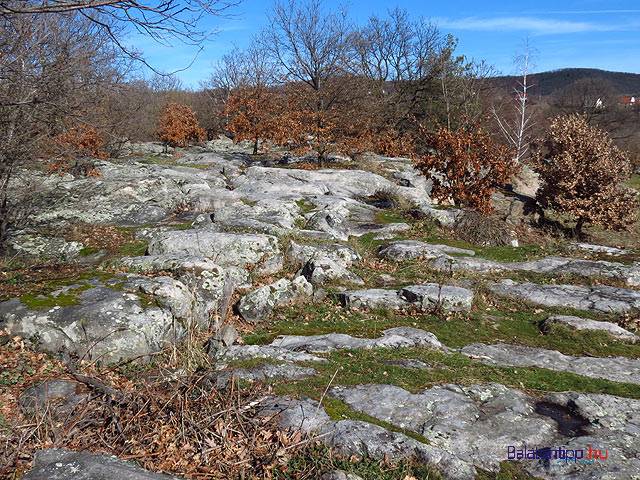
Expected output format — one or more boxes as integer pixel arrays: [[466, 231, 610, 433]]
[[20, 282, 92, 309]]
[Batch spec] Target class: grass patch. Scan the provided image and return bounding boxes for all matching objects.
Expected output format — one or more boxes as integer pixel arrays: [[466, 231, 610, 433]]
[[272, 347, 640, 401], [296, 198, 316, 215], [376, 209, 409, 224], [246, 297, 639, 360], [118, 240, 148, 257], [275, 443, 444, 480]]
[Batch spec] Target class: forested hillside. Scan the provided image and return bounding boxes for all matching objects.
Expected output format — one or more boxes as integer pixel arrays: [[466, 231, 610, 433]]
[[492, 68, 640, 97]]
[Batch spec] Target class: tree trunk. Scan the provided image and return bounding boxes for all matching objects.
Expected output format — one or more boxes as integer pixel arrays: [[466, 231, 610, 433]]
[[253, 138, 259, 155], [574, 217, 585, 238]]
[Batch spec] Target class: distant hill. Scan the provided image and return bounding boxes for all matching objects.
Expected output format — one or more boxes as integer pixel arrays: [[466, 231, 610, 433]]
[[490, 68, 640, 97]]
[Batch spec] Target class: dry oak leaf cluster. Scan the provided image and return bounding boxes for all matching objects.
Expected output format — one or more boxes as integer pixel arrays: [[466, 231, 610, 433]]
[[533, 114, 638, 235], [414, 124, 516, 214], [157, 103, 206, 148], [46, 125, 108, 176]]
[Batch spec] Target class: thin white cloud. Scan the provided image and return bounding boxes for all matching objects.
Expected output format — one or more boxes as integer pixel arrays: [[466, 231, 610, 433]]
[[531, 10, 640, 15], [435, 16, 624, 35]]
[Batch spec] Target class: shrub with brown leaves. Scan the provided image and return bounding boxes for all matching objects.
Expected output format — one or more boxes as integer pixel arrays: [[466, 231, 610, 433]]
[[46, 125, 108, 176], [532, 114, 638, 236], [157, 103, 206, 148], [414, 124, 517, 214]]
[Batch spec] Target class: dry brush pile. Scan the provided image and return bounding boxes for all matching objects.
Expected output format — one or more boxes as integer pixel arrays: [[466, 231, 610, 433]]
[[0, 335, 309, 479]]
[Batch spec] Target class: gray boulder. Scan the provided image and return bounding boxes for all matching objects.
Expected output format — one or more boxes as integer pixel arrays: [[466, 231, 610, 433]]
[[207, 324, 238, 357], [301, 257, 364, 285], [430, 254, 506, 273], [488, 279, 640, 313], [218, 345, 327, 364], [0, 274, 199, 364], [236, 276, 312, 322], [306, 210, 351, 241], [19, 380, 88, 417], [287, 241, 362, 268], [22, 449, 181, 480], [336, 289, 413, 310], [410, 205, 462, 227], [400, 284, 474, 312], [212, 363, 318, 389], [378, 240, 475, 260], [207, 198, 301, 234], [116, 254, 236, 327], [147, 231, 283, 275], [541, 315, 638, 341], [461, 343, 640, 385], [337, 284, 474, 312]]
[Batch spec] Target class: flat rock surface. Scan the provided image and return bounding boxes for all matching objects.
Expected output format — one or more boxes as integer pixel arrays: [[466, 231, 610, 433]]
[[219, 327, 447, 363], [287, 241, 362, 268], [211, 364, 318, 389], [461, 343, 640, 385], [270, 326, 447, 353], [336, 284, 474, 312], [542, 315, 639, 341], [256, 396, 476, 480], [431, 255, 640, 287], [0, 274, 196, 364], [22, 448, 181, 479], [328, 383, 640, 479], [24, 160, 227, 230], [147, 230, 283, 274], [488, 279, 640, 313], [378, 240, 475, 260]]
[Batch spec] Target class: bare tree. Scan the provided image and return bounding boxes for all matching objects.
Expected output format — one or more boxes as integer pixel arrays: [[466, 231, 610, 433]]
[[0, 12, 131, 247], [0, 0, 237, 71], [0, 0, 238, 249], [262, 0, 352, 166], [492, 41, 537, 164], [351, 8, 442, 132]]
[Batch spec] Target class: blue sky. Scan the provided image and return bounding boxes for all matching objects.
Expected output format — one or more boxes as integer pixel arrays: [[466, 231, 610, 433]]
[[129, 0, 640, 88]]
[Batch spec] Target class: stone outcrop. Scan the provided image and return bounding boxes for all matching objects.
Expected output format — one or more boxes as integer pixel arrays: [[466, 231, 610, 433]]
[[336, 284, 474, 312], [461, 343, 640, 385], [147, 231, 283, 275], [236, 276, 313, 322], [488, 279, 640, 313]]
